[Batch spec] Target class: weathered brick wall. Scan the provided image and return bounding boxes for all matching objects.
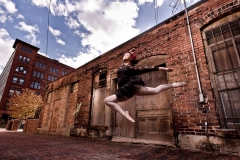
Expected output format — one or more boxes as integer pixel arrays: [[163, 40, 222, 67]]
[[39, 0, 239, 136], [24, 119, 39, 133]]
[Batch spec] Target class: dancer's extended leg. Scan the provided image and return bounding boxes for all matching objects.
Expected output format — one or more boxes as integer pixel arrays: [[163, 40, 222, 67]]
[[136, 82, 187, 96], [104, 95, 135, 122]]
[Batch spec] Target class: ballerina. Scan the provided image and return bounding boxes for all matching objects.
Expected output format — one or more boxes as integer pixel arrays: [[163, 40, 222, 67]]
[[104, 48, 187, 122]]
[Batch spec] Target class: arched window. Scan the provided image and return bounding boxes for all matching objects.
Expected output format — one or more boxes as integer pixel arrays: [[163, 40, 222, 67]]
[[15, 66, 27, 74], [31, 81, 41, 89]]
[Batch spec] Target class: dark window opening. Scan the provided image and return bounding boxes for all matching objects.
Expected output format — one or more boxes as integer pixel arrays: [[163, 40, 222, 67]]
[[99, 72, 107, 86]]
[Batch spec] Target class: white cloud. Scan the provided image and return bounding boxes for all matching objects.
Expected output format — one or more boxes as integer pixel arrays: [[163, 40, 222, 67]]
[[17, 14, 24, 19], [138, 0, 165, 7], [65, 17, 80, 29], [0, 14, 7, 23], [0, 28, 14, 75], [31, 0, 51, 8], [77, 0, 140, 53], [31, 0, 140, 67], [58, 47, 100, 68], [49, 26, 62, 36], [37, 51, 49, 58], [49, 26, 65, 46], [31, 0, 140, 52], [56, 37, 65, 45], [7, 15, 13, 22], [15, 21, 40, 45], [0, 0, 17, 13]]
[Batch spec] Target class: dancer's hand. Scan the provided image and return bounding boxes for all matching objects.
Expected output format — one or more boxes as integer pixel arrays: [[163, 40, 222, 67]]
[[165, 68, 174, 72], [158, 67, 173, 72], [129, 48, 135, 54]]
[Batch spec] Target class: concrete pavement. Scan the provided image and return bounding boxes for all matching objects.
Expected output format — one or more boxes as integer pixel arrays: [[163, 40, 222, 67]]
[[0, 128, 239, 160]]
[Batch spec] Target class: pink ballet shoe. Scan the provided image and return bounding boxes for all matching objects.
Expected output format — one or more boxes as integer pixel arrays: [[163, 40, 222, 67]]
[[172, 82, 187, 88], [122, 111, 135, 122]]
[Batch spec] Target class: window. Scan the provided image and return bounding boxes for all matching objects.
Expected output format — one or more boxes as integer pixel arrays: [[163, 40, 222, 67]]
[[12, 76, 18, 83], [21, 46, 32, 54], [15, 66, 26, 74], [36, 62, 38, 67], [39, 63, 42, 68], [99, 72, 107, 86], [43, 64, 46, 69], [50, 67, 52, 72], [48, 75, 51, 81], [41, 73, 44, 79], [204, 18, 240, 129], [37, 72, 41, 78], [8, 86, 21, 95], [33, 71, 36, 76], [19, 78, 24, 85], [19, 56, 30, 63], [31, 81, 41, 89], [9, 87, 15, 96]]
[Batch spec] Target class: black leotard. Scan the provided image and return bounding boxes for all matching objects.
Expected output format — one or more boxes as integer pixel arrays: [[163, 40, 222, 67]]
[[115, 64, 158, 101]]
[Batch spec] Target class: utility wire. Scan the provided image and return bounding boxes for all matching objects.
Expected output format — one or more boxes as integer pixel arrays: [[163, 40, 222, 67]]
[[46, 0, 52, 56], [154, 0, 158, 25]]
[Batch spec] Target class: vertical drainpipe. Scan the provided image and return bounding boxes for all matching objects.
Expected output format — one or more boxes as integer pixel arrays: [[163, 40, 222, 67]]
[[183, 0, 204, 102]]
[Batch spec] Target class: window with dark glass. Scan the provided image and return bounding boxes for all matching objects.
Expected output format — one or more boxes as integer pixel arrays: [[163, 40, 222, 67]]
[[31, 81, 41, 89], [37, 72, 41, 78], [9, 86, 15, 96], [19, 78, 24, 85], [12, 76, 18, 83], [41, 73, 44, 79], [99, 72, 107, 86], [15, 66, 27, 74]]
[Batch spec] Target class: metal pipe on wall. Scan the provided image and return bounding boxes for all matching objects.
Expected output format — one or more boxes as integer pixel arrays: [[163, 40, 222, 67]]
[[183, 0, 204, 102]]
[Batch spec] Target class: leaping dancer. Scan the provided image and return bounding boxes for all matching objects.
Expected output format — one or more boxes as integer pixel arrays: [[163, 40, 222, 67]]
[[104, 48, 187, 122]]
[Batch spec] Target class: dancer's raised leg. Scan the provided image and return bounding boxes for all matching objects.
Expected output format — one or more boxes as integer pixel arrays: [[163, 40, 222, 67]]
[[104, 95, 135, 122], [136, 82, 187, 96]]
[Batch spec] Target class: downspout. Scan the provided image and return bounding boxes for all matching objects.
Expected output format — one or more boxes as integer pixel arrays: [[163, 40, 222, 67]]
[[183, 0, 204, 102]]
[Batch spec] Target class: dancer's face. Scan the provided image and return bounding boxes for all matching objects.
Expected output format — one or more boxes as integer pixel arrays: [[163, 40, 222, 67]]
[[123, 52, 131, 61]]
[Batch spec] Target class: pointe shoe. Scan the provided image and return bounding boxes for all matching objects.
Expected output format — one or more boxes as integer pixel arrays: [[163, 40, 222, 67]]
[[122, 111, 135, 122], [172, 82, 187, 88]]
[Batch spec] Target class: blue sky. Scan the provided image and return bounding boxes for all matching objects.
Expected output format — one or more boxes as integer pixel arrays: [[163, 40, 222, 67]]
[[0, 0, 199, 74]]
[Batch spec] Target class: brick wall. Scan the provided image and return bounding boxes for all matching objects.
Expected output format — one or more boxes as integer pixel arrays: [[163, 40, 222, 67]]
[[39, 0, 239, 136], [24, 119, 39, 133]]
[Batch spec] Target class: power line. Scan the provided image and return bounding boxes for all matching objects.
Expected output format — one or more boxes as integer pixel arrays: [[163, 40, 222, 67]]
[[154, 0, 158, 25], [46, 0, 52, 56]]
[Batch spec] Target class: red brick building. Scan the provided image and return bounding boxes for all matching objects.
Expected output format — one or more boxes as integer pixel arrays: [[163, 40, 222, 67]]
[[0, 39, 74, 120], [38, 0, 240, 154]]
